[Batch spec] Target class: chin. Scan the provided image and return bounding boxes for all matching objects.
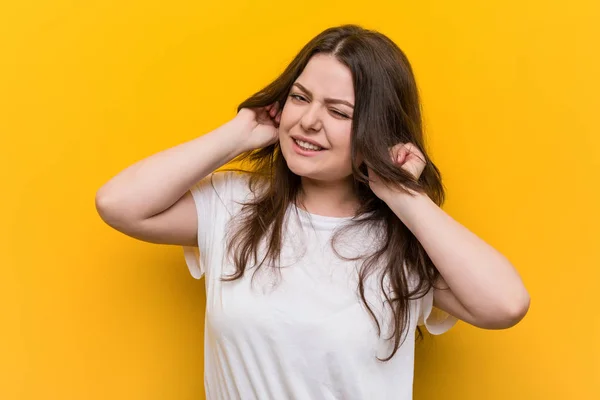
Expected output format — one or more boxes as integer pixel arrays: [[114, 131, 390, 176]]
[[280, 134, 351, 181], [284, 156, 351, 183], [283, 156, 320, 179]]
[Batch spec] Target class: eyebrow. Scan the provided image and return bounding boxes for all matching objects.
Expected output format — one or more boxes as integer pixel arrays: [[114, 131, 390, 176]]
[[292, 83, 354, 108]]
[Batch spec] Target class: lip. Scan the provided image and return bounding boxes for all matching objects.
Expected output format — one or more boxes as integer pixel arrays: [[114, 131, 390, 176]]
[[290, 135, 326, 150], [291, 137, 326, 157]]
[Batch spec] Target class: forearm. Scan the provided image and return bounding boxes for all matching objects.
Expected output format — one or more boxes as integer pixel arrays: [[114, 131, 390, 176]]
[[387, 192, 530, 321], [96, 117, 250, 221]]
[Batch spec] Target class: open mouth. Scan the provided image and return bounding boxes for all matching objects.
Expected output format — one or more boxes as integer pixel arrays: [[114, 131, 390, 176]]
[[293, 138, 324, 152]]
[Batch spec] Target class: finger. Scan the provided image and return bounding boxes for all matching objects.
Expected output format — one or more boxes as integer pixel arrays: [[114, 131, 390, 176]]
[[405, 144, 426, 164], [396, 143, 425, 164], [389, 142, 404, 156], [396, 147, 409, 165], [388, 146, 397, 162], [388, 144, 403, 164]]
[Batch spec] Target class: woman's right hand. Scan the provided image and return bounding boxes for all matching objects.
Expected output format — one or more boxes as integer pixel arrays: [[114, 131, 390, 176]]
[[234, 102, 282, 152], [96, 101, 283, 248]]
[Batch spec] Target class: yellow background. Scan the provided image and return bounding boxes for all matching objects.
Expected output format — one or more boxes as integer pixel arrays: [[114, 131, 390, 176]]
[[1, 0, 598, 399]]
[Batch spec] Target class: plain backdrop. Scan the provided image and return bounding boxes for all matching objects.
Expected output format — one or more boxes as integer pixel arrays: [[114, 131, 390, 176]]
[[1, 1, 599, 399]]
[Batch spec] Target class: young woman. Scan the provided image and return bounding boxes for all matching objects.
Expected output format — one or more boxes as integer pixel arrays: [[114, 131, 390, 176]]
[[96, 24, 530, 399]]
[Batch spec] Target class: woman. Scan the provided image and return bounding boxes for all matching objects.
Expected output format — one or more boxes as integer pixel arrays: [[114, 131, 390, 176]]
[[96, 24, 530, 399]]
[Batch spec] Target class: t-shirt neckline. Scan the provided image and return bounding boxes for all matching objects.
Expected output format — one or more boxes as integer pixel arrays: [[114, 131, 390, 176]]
[[292, 204, 355, 231]]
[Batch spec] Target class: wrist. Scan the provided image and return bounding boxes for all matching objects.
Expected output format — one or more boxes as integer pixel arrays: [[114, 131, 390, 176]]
[[231, 109, 257, 132], [385, 190, 431, 224], [221, 113, 256, 154]]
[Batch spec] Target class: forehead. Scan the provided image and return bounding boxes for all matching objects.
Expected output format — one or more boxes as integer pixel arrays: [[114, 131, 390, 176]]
[[296, 54, 355, 101]]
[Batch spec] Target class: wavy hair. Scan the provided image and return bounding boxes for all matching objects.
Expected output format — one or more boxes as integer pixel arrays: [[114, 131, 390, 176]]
[[223, 24, 445, 361]]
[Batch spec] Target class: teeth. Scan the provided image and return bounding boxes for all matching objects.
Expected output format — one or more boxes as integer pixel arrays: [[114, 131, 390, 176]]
[[294, 139, 322, 151]]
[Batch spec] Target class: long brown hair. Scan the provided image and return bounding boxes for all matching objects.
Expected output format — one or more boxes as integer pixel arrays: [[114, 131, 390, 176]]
[[223, 24, 445, 361]]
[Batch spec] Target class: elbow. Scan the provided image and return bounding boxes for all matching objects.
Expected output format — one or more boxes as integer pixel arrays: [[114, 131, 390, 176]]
[[480, 291, 531, 329], [510, 291, 531, 325], [502, 293, 530, 328], [95, 188, 132, 229], [95, 189, 116, 226]]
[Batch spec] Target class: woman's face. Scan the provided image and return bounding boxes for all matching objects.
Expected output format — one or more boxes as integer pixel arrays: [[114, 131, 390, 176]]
[[278, 54, 355, 182]]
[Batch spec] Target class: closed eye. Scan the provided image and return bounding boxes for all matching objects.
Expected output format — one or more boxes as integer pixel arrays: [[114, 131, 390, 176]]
[[331, 110, 350, 119]]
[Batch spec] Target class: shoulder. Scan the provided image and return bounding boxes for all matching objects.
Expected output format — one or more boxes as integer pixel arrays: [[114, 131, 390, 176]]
[[191, 169, 265, 216], [193, 169, 252, 194], [208, 169, 252, 192]]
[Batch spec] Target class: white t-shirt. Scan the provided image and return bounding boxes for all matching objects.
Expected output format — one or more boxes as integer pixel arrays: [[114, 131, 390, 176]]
[[183, 171, 457, 400]]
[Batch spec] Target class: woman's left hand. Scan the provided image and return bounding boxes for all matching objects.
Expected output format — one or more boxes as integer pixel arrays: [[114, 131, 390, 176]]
[[368, 142, 427, 201]]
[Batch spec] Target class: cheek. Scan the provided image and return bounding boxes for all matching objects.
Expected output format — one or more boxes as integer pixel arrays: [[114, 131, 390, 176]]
[[326, 127, 354, 173], [278, 104, 297, 132], [329, 125, 353, 153]]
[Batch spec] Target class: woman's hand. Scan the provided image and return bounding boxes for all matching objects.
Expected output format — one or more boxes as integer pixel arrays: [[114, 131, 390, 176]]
[[234, 102, 282, 152], [368, 142, 427, 202]]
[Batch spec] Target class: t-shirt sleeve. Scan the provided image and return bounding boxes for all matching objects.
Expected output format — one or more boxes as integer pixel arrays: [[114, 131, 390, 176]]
[[182, 170, 251, 279], [417, 286, 458, 335]]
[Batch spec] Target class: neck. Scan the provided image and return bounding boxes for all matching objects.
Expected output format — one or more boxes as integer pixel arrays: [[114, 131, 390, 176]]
[[297, 176, 359, 218]]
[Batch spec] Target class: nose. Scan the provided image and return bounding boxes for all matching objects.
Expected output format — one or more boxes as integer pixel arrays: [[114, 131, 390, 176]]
[[299, 104, 322, 133]]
